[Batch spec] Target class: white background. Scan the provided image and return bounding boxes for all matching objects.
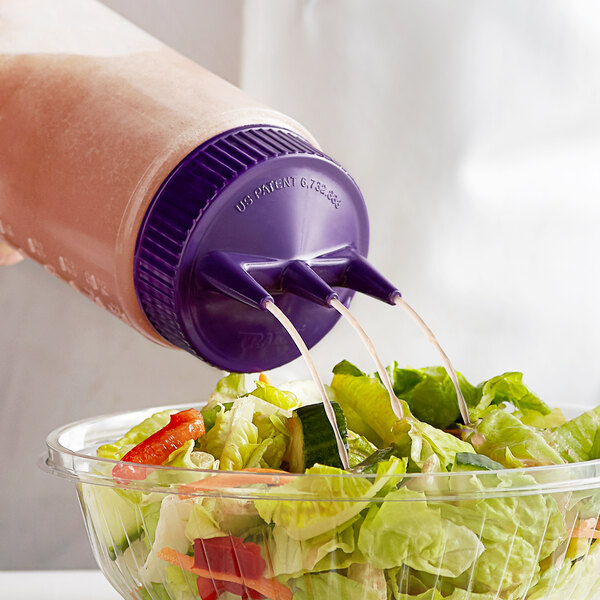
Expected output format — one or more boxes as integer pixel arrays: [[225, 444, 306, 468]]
[[2, 0, 600, 569]]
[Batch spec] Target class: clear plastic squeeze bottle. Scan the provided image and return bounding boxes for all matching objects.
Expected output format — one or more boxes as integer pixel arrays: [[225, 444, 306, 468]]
[[0, 0, 399, 371]]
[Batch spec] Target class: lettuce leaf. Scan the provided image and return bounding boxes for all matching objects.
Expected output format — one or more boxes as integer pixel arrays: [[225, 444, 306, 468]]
[[527, 538, 600, 599], [278, 379, 336, 407], [358, 486, 484, 576], [251, 412, 290, 469], [259, 517, 362, 580], [138, 566, 198, 600], [466, 410, 565, 468], [248, 381, 300, 410], [347, 562, 387, 599], [519, 407, 566, 428], [97, 410, 174, 460], [392, 417, 476, 472], [543, 405, 600, 462], [470, 372, 551, 422], [255, 458, 405, 541], [141, 496, 195, 584], [292, 572, 382, 600], [389, 364, 478, 428], [184, 499, 224, 541], [204, 372, 248, 410], [201, 396, 259, 470], [331, 364, 411, 446], [347, 430, 379, 468], [431, 470, 566, 597]]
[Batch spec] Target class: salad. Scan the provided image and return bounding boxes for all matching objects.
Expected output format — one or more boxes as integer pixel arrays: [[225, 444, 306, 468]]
[[85, 361, 600, 600]]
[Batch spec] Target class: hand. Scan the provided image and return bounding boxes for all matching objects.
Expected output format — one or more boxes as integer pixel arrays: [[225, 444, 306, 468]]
[[0, 241, 24, 265]]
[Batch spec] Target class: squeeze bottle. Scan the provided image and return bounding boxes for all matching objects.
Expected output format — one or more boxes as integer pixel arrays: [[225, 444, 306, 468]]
[[0, 0, 398, 371]]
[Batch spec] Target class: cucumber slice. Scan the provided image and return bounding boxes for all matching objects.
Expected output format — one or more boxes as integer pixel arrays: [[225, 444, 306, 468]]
[[454, 452, 504, 471], [81, 484, 143, 560], [287, 401, 348, 472]]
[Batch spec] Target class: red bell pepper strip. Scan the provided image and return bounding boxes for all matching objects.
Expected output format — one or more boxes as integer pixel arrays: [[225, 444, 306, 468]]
[[196, 575, 265, 600], [158, 547, 291, 600], [112, 408, 205, 480], [194, 536, 266, 581]]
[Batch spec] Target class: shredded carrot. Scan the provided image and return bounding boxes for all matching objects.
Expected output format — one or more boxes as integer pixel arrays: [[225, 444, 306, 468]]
[[570, 518, 600, 539], [158, 547, 292, 600], [259, 372, 271, 385], [178, 467, 293, 497], [571, 528, 600, 539]]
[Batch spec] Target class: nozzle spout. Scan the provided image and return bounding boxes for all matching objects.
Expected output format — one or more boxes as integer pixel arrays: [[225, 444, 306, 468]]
[[195, 252, 273, 310], [310, 247, 401, 305], [281, 260, 338, 307]]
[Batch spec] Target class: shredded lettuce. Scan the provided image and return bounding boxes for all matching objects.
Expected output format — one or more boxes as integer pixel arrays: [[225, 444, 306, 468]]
[[392, 417, 476, 472], [204, 372, 248, 410], [97, 410, 174, 460], [331, 363, 411, 446], [358, 486, 484, 576], [259, 516, 362, 580], [292, 571, 382, 600], [431, 470, 566, 597], [543, 405, 600, 462], [249, 381, 300, 410], [94, 362, 600, 600], [466, 410, 565, 468], [388, 364, 478, 428], [255, 458, 405, 541]]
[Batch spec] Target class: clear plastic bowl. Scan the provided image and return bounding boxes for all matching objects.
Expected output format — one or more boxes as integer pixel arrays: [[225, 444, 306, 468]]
[[42, 403, 600, 600]]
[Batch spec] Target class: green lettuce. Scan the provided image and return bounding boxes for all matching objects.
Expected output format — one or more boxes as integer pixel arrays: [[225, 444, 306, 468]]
[[259, 516, 362, 580], [347, 430, 379, 468], [519, 407, 566, 428], [248, 381, 300, 410], [204, 372, 248, 410], [278, 379, 336, 407], [201, 396, 259, 470], [527, 539, 600, 599], [184, 499, 224, 541], [392, 417, 476, 472], [251, 411, 290, 469], [292, 571, 382, 600], [381, 565, 449, 600], [97, 410, 174, 460], [255, 458, 405, 541], [141, 496, 194, 585], [543, 405, 600, 462], [347, 562, 387, 599], [138, 565, 198, 600], [470, 372, 552, 422], [144, 440, 217, 486], [358, 486, 483, 576], [466, 410, 565, 468], [331, 362, 411, 446], [389, 364, 478, 428], [431, 470, 566, 597]]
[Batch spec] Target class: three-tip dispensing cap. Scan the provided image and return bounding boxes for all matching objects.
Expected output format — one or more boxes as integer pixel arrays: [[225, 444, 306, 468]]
[[133, 125, 398, 372]]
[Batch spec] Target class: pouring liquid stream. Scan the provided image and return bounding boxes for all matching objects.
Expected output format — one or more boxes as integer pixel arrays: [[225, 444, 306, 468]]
[[394, 295, 471, 425], [264, 300, 350, 469], [329, 298, 404, 419]]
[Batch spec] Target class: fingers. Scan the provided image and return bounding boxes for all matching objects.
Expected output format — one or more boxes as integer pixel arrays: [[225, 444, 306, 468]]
[[0, 241, 24, 266]]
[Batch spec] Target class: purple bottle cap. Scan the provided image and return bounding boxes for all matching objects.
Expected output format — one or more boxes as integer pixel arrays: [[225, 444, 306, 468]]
[[134, 126, 370, 372]]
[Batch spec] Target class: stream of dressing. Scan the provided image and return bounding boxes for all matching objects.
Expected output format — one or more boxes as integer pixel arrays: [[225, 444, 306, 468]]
[[329, 298, 404, 419], [394, 296, 470, 425], [264, 300, 350, 469]]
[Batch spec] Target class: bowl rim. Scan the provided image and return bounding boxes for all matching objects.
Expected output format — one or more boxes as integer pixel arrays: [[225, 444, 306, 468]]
[[42, 401, 600, 499]]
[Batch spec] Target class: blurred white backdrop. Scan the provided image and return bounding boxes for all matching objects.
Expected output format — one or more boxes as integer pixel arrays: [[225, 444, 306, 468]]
[[2, 0, 600, 569]]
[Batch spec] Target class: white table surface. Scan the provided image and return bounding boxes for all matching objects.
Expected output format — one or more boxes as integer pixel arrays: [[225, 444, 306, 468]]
[[0, 571, 121, 599]]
